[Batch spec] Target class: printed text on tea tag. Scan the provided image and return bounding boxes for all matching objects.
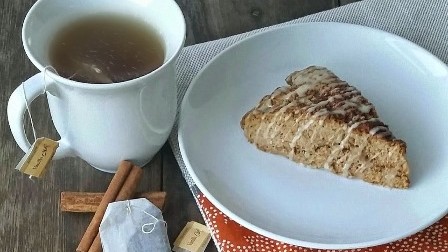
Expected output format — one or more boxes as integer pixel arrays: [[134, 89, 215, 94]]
[[15, 137, 58, 178], [173, 221, 211, 252]]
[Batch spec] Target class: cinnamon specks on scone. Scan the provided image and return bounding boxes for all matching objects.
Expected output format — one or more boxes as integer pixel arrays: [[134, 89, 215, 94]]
[[240, 66, 410, 189]]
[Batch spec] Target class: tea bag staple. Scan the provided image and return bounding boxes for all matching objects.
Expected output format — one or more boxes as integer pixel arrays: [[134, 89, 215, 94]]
[[99, 198, 170, 252]]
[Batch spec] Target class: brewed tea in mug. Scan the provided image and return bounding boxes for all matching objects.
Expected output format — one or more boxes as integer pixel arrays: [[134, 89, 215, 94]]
[[49, 14, 165, 84]]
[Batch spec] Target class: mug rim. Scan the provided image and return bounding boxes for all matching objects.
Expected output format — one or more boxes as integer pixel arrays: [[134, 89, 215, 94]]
[[22, 0, 186, 90]]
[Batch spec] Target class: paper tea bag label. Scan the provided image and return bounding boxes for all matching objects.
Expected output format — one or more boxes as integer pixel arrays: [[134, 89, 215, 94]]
[[15, 137, 58, 178], [173, 221, 211, 252]]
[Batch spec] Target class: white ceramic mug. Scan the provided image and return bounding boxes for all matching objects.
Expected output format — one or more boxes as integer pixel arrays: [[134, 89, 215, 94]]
[[7, 0, 186, 172]]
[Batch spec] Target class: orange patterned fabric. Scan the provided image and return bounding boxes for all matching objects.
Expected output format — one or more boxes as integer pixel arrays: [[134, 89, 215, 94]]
[[197, 194, 448, 252]]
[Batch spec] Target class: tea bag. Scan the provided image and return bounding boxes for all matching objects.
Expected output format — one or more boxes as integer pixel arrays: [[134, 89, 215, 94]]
[[99, 198, 171, 252], [70, 61, 113, 83]]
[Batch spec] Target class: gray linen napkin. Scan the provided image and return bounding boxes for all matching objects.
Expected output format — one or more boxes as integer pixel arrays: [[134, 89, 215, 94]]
[[169, 0, 448, 190]]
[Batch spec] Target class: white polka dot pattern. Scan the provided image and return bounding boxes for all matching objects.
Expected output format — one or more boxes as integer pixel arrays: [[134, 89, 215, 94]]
[[196, 194, 448, 252]]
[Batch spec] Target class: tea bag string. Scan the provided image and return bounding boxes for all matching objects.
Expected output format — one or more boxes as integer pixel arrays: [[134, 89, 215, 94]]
[[22, 66, 59, 141], [125, 200, 166, 234], [22, 66, 58, 180], [22, 82, 37, 143]]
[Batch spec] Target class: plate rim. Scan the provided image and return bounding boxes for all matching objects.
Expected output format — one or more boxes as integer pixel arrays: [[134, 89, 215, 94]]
[[178, 21, 448, 249]]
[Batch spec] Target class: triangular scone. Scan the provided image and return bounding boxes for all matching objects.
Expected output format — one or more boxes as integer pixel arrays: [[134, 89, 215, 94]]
[[240, 66, 410, 189]]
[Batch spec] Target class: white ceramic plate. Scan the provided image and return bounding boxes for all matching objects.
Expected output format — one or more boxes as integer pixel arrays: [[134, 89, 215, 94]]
[[178, 22, 448, 249]]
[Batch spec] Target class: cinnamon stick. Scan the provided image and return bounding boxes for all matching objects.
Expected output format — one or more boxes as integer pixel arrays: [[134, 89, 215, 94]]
[[60, 191, 166, 212], [115, 164, 143, 200], [60, 192, 105, 213], [76, 161, 133, 252], [88, 164, 143, 252]]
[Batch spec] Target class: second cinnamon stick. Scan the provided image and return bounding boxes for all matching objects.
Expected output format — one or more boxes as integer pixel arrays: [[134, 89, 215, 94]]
[[76, 161, 133, 252], [88, 164, 144, 252]]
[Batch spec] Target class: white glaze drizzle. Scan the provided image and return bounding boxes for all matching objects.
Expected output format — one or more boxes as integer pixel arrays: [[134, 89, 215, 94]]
[[323, 118, 379, 171], [288, 119, 315, 159], [384, 170, 398, 185], [253, 116, 266, 143], [388, 145, 399, 158], [341, 141, 367, 177], [358, 153, 375, 176], [369, 126, 389, 135], [263, 101, 296, 139], [252, 66, 395, 181], [376, 131, 392, 138]]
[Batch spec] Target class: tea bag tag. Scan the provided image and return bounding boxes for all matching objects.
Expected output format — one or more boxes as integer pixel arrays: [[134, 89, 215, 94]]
[[173, 221, 211, 252], [15, 68, 58, 178], [15, 137, 58, 178]]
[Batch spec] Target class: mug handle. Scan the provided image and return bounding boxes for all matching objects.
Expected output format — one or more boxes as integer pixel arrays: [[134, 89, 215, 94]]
[[7, 72, 73, 159]]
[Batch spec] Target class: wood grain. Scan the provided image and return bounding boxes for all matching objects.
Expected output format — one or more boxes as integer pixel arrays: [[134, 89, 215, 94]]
[[176, 0, 340, 45], [340, 0, 361, 5], [0, 0, 359, 251]]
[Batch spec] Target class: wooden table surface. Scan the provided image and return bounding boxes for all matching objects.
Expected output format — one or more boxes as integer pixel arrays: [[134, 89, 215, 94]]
[[0, 0, 359, 251]]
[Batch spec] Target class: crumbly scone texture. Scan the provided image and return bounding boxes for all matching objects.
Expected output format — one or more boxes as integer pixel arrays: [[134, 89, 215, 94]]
[[240, 66, 410, 189]]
